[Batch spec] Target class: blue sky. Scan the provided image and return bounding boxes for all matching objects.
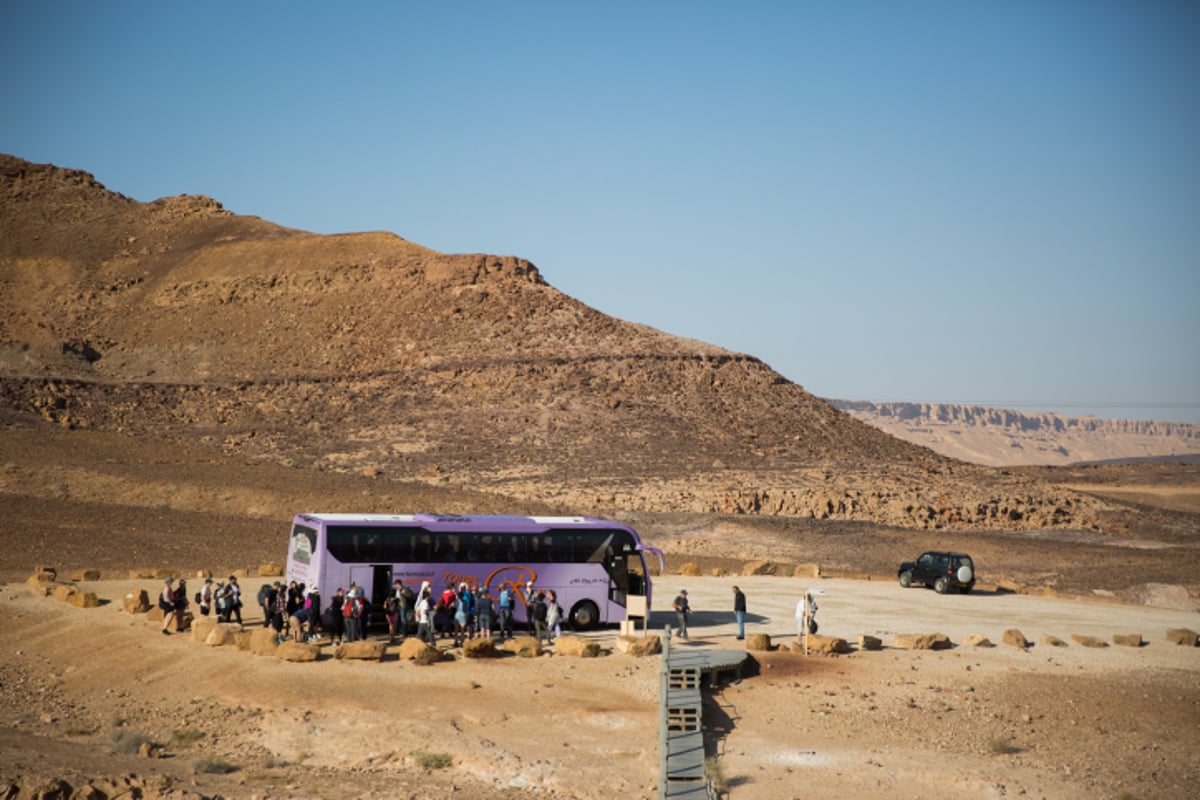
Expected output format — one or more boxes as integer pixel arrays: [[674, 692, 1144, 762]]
[[3, 1, 1198, 423]]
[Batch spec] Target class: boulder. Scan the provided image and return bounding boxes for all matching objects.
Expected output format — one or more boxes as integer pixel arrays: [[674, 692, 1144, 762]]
[[802, 634, 849, 655], [502, 636, 544, 658], [51, 584, 77, 603], [894, 633, 953, 650], [858, 635, 882, 651], [677, 562, 701, 577], [192, 616, 219, 642], [247, 627, 280, 656], [462, 638, 499, 658], [70, 568, 101, 582], [1002, 629, 1030, 649], [195, 569, 213, 579], [1071, 634, 1108, 648], [963, 634, 994, 648], [793, 563, 821, 578], [276, 641, 320, 662], [741, 560, 777, 576], [67, 591, 100, 608], [122, 589, 150, 614], [745, 633, 772, 651], [616, 635, 662, 657], [1166, 628, 1199, 646], [398, 638, 444, 664], [554, 635, 601, 658], [257, 563, 284, 577], [32, 565, 57, 581], [334, 640, 387, 660], [1112, 633, 1143, 648], [128, 570, 155, 580], [205, 625, 239, 647], [1041, 635, 1068, 647]]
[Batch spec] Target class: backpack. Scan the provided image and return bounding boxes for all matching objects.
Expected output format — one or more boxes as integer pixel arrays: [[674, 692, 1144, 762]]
[[194, 590, 202, 604]]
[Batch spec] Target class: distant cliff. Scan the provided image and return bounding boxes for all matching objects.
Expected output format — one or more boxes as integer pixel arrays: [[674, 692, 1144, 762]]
[[829, 400, 1200, 466]]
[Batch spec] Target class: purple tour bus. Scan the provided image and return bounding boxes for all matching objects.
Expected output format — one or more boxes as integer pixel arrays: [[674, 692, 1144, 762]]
[[285, 513, 664, 629]]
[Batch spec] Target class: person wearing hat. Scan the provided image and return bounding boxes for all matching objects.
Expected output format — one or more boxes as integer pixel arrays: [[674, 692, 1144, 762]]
[[672, 588, 690, 639], [198, 577, 214, 617]]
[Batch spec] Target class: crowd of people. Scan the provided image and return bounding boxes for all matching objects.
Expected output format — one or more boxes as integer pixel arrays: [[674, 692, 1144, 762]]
[[166, 576, 569, 648]]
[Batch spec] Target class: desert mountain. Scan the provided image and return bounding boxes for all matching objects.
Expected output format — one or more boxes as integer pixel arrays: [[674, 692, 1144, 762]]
[[1, 154, 1108, 532], [831, 400, 1200, 467]]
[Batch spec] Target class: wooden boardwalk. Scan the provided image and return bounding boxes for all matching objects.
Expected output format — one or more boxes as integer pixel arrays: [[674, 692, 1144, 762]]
[[658, 630, 747, 799]]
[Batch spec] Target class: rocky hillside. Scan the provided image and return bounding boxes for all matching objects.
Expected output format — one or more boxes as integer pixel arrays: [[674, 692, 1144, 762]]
[[0, 154, 1110, 531], [831, 400, 1200, 467]]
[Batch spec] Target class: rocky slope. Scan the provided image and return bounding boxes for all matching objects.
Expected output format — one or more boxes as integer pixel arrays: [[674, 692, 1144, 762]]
[[1, 154, 1110, 531], [831, 400, 1200, 467]]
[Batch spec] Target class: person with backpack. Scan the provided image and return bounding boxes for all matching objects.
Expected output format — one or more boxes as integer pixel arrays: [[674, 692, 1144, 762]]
[[415, 586, 433, 645], [343, 590, 360, 643], [197, 578, 213, 617], [398, 580, 414, 639], [497, 584, 514, 641]]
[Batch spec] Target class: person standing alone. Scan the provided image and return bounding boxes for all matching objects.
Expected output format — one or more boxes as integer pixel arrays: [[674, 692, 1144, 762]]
[[732, 585, 746, 640], [672, 589, 690, 639]]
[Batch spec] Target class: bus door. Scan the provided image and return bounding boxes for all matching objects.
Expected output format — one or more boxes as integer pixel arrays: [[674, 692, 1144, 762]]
[[607, 551, 630, 606]]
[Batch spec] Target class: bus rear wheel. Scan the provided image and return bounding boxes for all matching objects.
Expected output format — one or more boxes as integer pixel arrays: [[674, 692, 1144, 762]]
[[569, 600, 600, 630]]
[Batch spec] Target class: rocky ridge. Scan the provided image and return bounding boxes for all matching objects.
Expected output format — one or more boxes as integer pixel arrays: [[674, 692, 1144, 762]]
[[1, 154, 1112, 531], [832, 400, 1200, 466]]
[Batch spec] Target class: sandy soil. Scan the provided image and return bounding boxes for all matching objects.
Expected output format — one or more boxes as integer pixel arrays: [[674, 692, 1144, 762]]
[[2, 574, 1197, 800]]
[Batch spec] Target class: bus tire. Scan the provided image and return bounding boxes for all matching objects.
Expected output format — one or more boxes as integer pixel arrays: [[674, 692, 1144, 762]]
[[569, 600, 600, 631]]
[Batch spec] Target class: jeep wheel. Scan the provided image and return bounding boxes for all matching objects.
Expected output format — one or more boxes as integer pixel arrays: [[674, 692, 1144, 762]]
[[934, 577, 949, 594], [899, 570, 913, 588]]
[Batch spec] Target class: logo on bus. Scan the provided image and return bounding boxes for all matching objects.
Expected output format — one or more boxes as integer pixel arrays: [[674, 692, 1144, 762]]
[[440, 565, 538, 600]]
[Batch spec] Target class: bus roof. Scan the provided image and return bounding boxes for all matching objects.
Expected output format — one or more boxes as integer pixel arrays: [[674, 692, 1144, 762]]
[[293, 513, 632, 533]]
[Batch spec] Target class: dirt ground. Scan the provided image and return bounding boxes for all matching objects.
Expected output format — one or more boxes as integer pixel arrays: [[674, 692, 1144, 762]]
[[2, 572, 1197, 800], [2, 423, 1200, 799]]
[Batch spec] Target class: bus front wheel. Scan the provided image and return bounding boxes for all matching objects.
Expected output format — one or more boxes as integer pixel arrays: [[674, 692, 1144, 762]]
[[569, 600, 600, 630]]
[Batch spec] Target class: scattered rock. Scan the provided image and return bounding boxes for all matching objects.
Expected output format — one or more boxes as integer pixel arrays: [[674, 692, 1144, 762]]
[[616, 635, 662, 657], [801, 634, 849, 654], [501, 636, 544, 658], [463, 638, 499, 658], [894, 633, 952, 650], [334, 640, 387, 660], [67, 591, 99, 608], [1166, 628, 1199, 646], [276, 641, 320, 662], [122, 589, 150, 614], [858, 634, 882, 651], [745, 633, 772, 651], [398, 638, 444, 664], [247, 627, 280, 656], [1041, 635, 1067, 647], [1002, 629, 1029, 649], [553, 635, 601, 658], [963, 634, 994, 647], [1071, 634, 1108, 648], [1112, 633, 1143, 648], [205, 625, 240, 647]]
